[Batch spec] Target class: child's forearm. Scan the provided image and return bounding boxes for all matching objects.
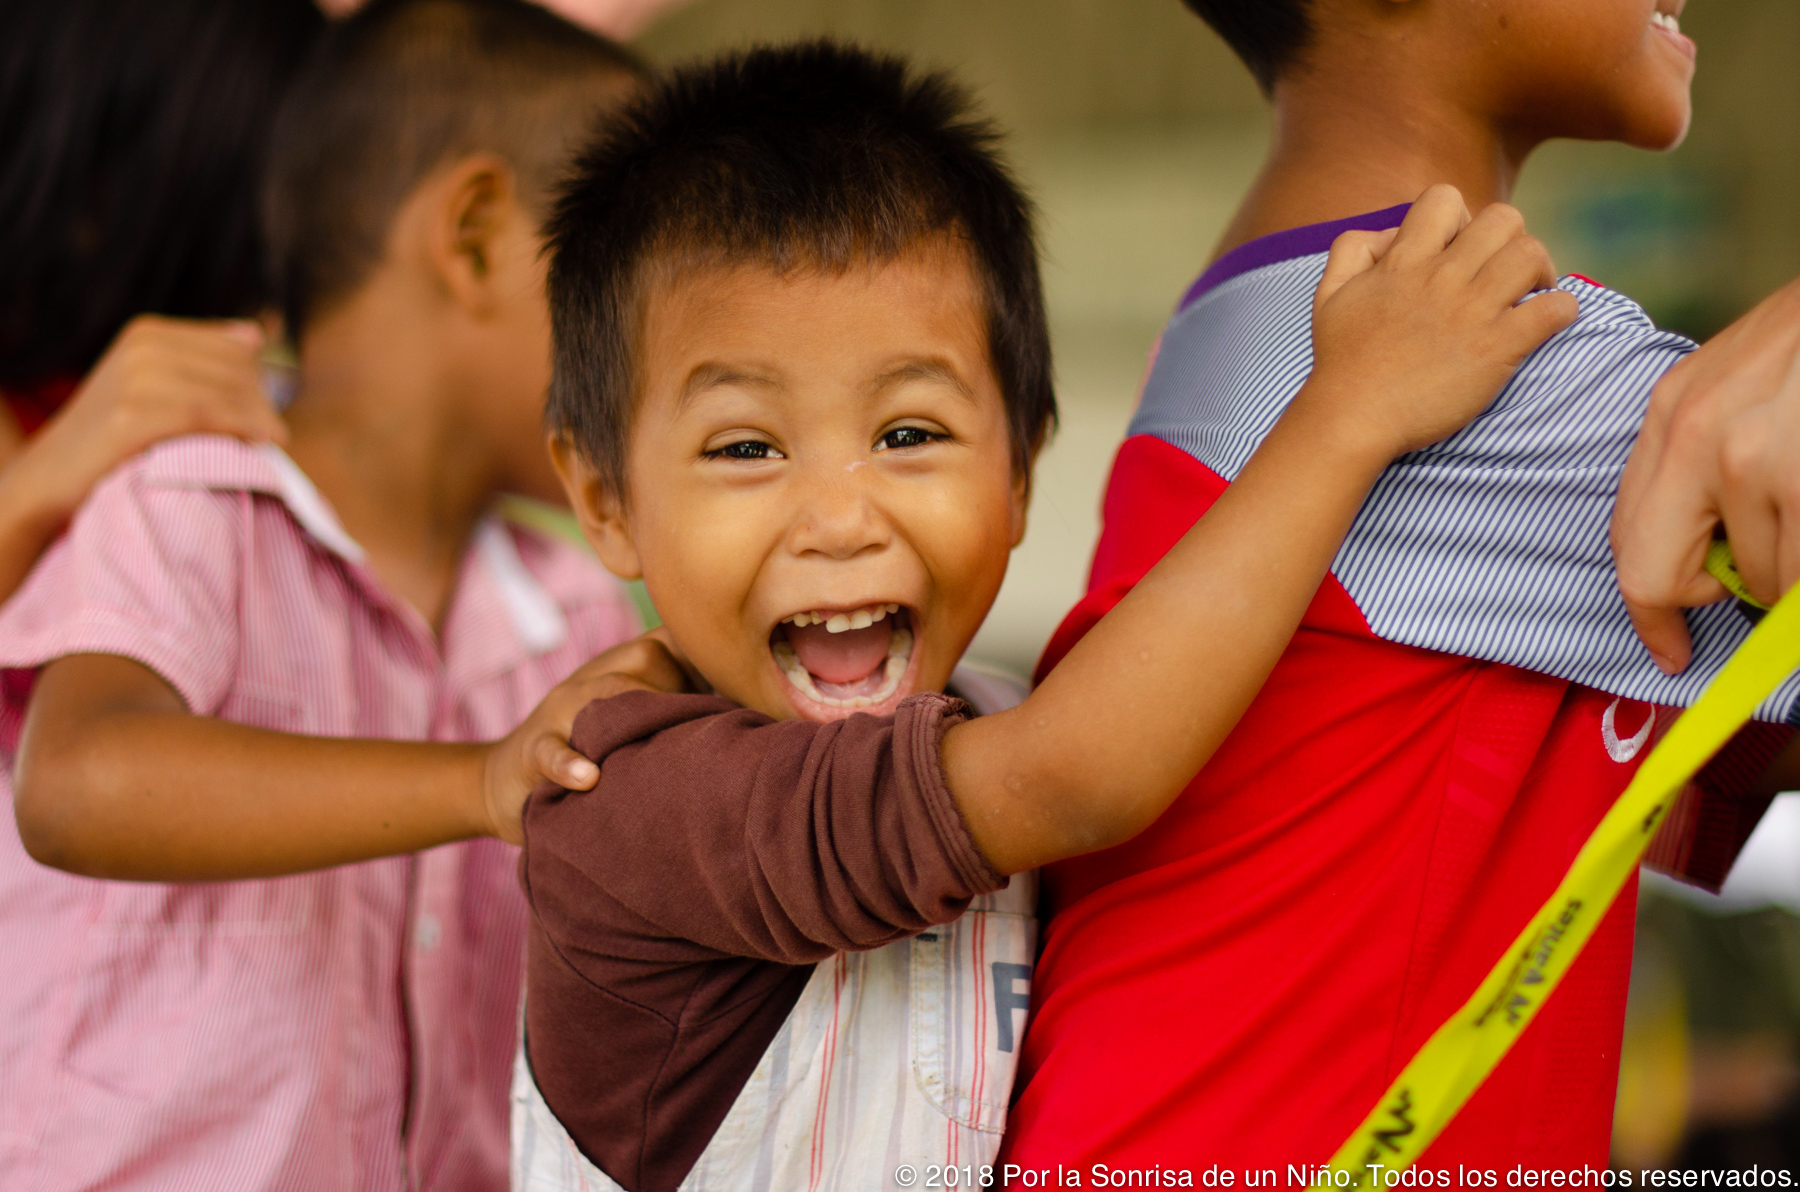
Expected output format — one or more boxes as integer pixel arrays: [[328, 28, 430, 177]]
[[0, 461, 70, 606], [944, 192, 1575, 874], [15, 653, 490, 880], [943, 385, 1390, 874]]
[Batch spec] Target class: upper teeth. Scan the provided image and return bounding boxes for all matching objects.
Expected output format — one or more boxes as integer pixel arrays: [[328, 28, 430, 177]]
[[784, 603, 901, 633], [1651, 11, 1680, 33]]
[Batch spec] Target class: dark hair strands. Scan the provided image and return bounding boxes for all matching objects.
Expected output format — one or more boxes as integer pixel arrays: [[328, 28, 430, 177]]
[[545, 40, 1057, 500], [1179, 0, 1313, 94], [0, 0, 324, 389]]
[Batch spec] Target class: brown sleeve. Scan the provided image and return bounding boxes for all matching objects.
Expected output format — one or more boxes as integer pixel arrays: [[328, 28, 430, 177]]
[[519, 690, 1005, 1192], [522, 688, 1003, 965]]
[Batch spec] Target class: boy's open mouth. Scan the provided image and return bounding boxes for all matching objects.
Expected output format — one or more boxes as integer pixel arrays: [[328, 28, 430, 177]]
[[1650, 2, 1692, 56], [770, 603, 917, 715]]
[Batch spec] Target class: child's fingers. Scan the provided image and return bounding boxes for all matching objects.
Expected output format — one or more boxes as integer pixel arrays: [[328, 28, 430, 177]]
[[633, 631, 698, 693], [532, 732, 600, 791], [118, 315, 266, 370], [1385, 184, 1472, 267], [184, 380, 287, 442], [1470, 232, 1560, 308], [1496, 289, 1580, 361], [1315, 228, 1400, 310], [1439, 203, 1530, 280]]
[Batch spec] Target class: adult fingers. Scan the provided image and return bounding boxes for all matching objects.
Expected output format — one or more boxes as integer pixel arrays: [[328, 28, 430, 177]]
[[1623, 603, 1699, 677], [1747, 361, 1800, 601], [621, 635, 693, 693], [179, 379, 287, 444], [1612, 446, 1722, 672], [110, 315, 267, 374], [1778, 500, 1800, 600], [1716, 432, 1784, 604]]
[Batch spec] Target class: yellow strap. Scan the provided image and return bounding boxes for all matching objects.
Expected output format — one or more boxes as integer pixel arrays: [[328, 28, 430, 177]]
[[1326, 572, 1800, 1181], [1705, 538, 1768, 610]]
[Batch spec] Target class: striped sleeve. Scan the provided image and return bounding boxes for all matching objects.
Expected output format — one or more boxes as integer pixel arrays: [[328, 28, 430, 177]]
[[1131, 266, 1800, 723], [1336, 279, 1800, 721]]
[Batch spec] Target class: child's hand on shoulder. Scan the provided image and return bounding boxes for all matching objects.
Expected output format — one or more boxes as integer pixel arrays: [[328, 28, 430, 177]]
[[478, 630, 698, 844], [1301, 183, 1580, 461], [8, 315, 287, 523]]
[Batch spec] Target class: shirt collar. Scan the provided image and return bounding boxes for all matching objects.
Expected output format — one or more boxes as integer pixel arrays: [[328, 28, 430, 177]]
[[1177, 202, 1413, 313], [145, 436, 568, 655], [472, 516, 568, 654], [258, 445, 368, 565]]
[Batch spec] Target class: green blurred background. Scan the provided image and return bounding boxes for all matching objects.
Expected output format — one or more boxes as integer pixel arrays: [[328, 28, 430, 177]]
[[630, 1, 1800, 1167]]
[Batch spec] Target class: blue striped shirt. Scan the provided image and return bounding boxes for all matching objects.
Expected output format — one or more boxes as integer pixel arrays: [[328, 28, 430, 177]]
[[1131, 246, 1800, 723]]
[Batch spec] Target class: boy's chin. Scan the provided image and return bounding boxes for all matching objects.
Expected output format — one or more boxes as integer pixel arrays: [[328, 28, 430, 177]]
[[1616, 94, 1692, 152]]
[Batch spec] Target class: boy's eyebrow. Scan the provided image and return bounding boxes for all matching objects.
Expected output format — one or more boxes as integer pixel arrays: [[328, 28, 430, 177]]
[[870, 359, 977, 403], [678, 363, 784, 410]]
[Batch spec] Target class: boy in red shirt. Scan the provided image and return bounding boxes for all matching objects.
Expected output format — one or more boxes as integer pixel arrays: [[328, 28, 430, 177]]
[[1000, 0, 1800, 1173], [1004, 0, 1800, 1174]]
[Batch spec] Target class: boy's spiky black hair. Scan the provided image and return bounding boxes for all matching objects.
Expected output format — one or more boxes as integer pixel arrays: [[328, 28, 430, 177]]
[[1179, 0, 1313, 94], [546, 39, 1056, 495], [263, 0, 647, 341]]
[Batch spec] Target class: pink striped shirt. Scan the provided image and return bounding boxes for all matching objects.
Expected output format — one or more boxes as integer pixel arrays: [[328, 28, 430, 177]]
[[0, 435, 639, 1191]]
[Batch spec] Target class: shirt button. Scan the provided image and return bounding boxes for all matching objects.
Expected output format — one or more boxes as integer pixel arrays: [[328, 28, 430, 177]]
[[414, 913, 442, 952]]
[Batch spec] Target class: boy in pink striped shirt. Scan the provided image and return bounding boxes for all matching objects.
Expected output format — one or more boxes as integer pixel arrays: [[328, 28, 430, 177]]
[[0, 2, 659, 1188]]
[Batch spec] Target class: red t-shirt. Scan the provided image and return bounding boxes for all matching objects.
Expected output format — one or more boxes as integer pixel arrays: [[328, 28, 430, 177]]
[[1001, 210, 1793, 1173]]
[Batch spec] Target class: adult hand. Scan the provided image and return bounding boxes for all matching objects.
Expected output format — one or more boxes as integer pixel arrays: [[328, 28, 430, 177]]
[[1612, 277, 1800, 673]]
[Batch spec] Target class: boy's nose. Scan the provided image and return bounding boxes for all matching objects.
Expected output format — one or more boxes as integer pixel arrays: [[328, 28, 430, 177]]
[[786, 462, 892, 561]]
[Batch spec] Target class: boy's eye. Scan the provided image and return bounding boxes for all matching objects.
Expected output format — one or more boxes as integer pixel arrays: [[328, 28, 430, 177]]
[[713, 440, 783, 461], [876, 426, 937, 452]]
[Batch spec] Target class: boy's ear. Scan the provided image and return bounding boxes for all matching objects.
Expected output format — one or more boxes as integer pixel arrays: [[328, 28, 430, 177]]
[[549, 433, 643, 581], [428, 153, 527, 317], [1009, 465, 1031, 549]]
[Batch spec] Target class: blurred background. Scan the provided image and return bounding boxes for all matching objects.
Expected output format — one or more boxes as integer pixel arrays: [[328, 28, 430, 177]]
[[621, 0, 1800, 1172]]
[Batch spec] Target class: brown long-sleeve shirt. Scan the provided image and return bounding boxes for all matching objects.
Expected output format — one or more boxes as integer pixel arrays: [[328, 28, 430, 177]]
[[519, 690, 1004, 1192]]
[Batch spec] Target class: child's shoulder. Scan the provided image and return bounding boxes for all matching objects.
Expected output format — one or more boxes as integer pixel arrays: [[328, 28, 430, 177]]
[[59, 433, 271, 562], [129, 432, 285, 490], [65, 432, 277, 515], [1138, 256, 1692, 483], [1437, 274, 1691, 460]]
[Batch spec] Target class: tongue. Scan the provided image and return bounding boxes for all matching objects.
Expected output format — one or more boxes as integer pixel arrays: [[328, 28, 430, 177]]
[[785, 618, 893, 685]]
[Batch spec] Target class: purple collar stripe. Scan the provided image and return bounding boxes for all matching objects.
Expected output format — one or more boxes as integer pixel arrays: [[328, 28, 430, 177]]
[[1177, 203, 1413, 313]]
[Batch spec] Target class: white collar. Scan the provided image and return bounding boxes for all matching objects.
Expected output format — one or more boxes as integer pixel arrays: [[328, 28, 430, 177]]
[[259, 444, 567, 653]]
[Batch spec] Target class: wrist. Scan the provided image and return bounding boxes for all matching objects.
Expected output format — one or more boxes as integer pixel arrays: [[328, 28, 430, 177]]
[[0, 455, 74, 542], [462, 743, 505, 840], [1283, 374, 1407, 475]]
